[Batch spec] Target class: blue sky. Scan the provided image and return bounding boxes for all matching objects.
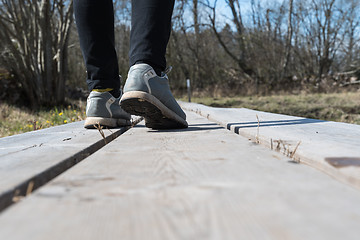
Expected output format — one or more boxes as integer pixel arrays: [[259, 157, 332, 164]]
[[203, 0, 283, 27], [209, 0, 282, 12]]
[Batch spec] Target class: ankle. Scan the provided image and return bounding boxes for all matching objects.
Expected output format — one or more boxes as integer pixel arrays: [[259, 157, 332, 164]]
[[134, 61, 163, 76], [92, 88, 120, 98]]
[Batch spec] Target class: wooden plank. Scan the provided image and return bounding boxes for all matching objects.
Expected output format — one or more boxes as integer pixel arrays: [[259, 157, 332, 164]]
[[0, 119, 140, 212], [180, 101, 360, 190], [0, 111, 359, 239]]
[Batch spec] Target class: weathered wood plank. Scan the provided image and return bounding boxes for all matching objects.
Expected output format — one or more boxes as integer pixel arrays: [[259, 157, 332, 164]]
[[0, 111, 359, 240], [0, 119, 140, 211], [180, 101, 360, 189]]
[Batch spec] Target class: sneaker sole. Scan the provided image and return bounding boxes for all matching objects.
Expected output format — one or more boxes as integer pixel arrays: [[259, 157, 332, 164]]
[[84, 117, 131, 129], [120, 91, 188, 129]]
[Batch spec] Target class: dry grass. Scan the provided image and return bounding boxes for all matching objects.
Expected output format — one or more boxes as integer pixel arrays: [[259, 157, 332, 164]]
[[0, 100, 86, 138], [183, 92, 360, 125], [2, 91, 359, 138]]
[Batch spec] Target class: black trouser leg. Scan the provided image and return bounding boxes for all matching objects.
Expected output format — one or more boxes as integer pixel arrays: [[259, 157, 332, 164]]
[[129, 0, 175, 72], [74, 0, 120, 95], [74, 0, 175, 93]]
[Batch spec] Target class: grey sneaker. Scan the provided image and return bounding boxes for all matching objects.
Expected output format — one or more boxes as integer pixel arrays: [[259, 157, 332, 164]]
[[84, 91, 131, 129], [120, 64, 188, 129]]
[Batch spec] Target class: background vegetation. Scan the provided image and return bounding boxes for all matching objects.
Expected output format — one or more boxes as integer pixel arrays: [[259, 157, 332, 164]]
[[0, 0, 359, 137], [187, 92, 360, 124]]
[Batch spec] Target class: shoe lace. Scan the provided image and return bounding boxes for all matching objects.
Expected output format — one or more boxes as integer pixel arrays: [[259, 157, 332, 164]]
[[164, 66, 172, 75]]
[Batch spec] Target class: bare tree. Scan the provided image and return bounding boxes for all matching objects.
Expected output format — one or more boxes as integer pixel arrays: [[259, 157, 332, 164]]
[[304, 0, 348, 78], [171, 0, 207, 88], [282, 0, 294, 78], [342, 0, 360, 72], [0, 0, 73, 107], [206, 0, 255, 78]]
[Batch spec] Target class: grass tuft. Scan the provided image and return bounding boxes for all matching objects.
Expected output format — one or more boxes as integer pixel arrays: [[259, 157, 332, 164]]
[[0, 100, 86, 138], [182, 92, 360, 125]]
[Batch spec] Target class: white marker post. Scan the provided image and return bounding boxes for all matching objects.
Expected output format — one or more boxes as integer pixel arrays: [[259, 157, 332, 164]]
[[186, 79, 191, 102]]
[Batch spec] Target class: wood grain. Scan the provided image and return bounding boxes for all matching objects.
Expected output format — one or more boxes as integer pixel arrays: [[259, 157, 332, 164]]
[[180, 101, 360, 190], [0, 111, 359, 239], [0, 120, 137, 211]]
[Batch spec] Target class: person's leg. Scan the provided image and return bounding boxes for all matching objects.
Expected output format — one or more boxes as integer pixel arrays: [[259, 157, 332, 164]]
[[129, 0, 175, 75], [74, 0, 130, 128], [74, 0, 120, 97], [120, 0, 188, 129]]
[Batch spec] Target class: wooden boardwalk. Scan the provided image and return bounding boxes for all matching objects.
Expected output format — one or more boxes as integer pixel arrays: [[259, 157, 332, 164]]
[[0, 104, 360, 239], [180, 102, 360, 189]]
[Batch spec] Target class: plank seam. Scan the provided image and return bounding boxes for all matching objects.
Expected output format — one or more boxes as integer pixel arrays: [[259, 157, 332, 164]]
[[181, 103, 360, 191], [0, 117, 143, 213]]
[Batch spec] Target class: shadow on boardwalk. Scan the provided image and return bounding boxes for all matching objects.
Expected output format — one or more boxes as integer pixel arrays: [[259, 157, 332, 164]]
[[142, 123, 224, 133], [227, 118, 324, 134]]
